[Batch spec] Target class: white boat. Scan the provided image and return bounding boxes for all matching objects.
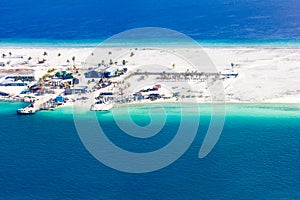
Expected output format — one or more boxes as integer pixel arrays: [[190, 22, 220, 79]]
[[90, 100, 114, 111], [17, 108, 36, 115]]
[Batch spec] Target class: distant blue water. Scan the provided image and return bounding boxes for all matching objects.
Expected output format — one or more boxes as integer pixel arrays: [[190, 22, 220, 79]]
[[0, 0, 299, 47], [0, 102, 299, 199]]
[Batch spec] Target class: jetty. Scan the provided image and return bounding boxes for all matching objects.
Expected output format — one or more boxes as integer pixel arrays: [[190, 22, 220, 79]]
[[17, 95, 60, 114]]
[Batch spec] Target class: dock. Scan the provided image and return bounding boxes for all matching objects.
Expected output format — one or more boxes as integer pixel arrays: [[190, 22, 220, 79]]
[[17, 95, 60, 114]]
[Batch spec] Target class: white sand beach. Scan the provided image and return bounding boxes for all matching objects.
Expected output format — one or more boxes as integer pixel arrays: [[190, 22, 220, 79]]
[[0, 47, 299, 103]]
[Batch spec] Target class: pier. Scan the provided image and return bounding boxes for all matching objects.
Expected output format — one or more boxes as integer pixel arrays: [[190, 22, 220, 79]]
[[17, 95, 60, 114]]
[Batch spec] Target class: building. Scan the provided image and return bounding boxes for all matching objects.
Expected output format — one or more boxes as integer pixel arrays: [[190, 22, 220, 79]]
[[221, 70, 238, 79], [133, 93, 144, 101], [64, 86, 88, 95], [104, 66, 118, 78], [0, 91, 9, 96], [84, 70, 102, 78], [49, 78, 63, 87], [55, 96, 65, 104], [0, 79, 28, 86], [0, 74, 35, 83]]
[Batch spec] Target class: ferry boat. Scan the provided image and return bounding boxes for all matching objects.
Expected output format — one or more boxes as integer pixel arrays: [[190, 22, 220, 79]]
[[17, 108, 36, 115]]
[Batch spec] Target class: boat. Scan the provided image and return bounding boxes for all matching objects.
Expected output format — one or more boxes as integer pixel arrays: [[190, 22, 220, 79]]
[[17, 108, 36, 115], [90, 100, 114, 111]]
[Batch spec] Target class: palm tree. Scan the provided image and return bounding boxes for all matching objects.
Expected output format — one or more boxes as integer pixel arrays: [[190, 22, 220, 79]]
[[162, 71, 166, 80], [72, 56, 75, 65], [72, 56, 76, 75]]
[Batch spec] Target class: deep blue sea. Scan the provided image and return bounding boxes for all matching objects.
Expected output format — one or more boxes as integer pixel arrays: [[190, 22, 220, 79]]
[[0, 1, 300, 199], [0, 102, 299, 199], [0, 0, 299, 47]]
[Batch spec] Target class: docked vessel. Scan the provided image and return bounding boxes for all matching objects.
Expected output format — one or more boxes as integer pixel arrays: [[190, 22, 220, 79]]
[[17, 108, 36, 115]]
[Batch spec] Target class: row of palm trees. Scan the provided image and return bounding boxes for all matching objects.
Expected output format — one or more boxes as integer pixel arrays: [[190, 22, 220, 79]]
[[90, 51, 128, 66], [157, 71, 216, 82], [2, 50, 130, 77], [1, 52, 12, 58], [1, 51, 76, 65]]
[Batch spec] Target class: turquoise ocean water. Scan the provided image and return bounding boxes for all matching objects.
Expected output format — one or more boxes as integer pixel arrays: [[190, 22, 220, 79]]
[[1, 0, 300, 199], [0, 102, 299, 199]]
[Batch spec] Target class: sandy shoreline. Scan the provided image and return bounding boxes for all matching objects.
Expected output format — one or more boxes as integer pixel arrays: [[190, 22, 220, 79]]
[[1, 46, 300, 104]]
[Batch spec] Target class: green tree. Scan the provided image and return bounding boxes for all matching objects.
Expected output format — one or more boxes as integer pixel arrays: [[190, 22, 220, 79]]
[[47, 68, 55, 73], [72, 56, 76, 68], [55, 71, 61, 77], [62, 71, 67, 77]]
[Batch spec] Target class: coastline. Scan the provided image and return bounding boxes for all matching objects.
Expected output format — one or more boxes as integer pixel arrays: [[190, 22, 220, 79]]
[[1, 38, 300, 49], [2, 100, 300, 118], [1, 43, 299, 109]]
